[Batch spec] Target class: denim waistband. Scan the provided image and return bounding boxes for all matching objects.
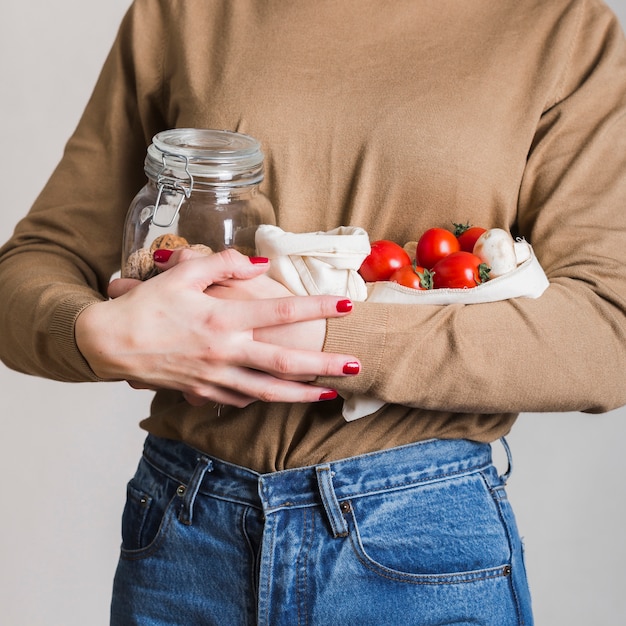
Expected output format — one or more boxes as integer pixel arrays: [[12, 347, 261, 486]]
[[141, 435, 494, 515]]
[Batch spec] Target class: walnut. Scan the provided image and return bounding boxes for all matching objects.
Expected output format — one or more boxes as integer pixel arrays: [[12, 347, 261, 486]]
[[187, 243, 214, 256], [123, 247, 157, 280], [150, 233, 189, 252], [123, 238, 213, 281]]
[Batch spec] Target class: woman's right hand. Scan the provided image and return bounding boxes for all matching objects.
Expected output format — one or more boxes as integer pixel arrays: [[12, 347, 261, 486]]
[[75, 248, 358, 407]]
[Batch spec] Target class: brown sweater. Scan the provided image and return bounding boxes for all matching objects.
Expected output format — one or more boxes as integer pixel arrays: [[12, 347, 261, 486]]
[[2, 0, 626, 472]]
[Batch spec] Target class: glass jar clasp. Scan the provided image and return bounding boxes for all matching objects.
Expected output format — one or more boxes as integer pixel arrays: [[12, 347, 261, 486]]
[[152, 151, 195, 228]]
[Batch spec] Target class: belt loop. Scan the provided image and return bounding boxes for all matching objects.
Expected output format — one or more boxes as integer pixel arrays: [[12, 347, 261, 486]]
[[178, 456, 213, 526], [499, 437, 513, 485], [316, 464, 349, 538]]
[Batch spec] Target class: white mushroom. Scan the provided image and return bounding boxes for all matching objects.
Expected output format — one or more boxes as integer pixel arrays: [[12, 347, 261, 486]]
[[473, 228, 518, 277]]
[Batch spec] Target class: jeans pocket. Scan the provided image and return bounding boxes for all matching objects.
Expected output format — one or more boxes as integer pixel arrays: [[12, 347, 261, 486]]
[[346, 472, 512, 583], [119, 459, 181, 559]]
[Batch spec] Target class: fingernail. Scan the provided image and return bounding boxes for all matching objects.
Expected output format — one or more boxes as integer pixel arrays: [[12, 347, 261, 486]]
[[249, 256, 269, 264], [336, 299, 353, 313], [319, 390, 338, 401], [153, 249, 174, 263], [343, 362, 360, 375]]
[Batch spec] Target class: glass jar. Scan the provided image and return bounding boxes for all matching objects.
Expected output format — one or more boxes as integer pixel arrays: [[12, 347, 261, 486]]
[[121, 128, 275, 279]]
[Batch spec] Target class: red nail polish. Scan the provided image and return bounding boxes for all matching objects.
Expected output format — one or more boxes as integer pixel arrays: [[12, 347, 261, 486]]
[[153, 249, 174, 263], [343, 362, 360, 375], [336, 299, 353, 313], [319, 390, 338, 401], [249, 256, 269, 264]]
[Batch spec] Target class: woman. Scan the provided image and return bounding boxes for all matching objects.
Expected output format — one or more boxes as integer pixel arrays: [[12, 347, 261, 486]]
[[2, 1, 626, 624]]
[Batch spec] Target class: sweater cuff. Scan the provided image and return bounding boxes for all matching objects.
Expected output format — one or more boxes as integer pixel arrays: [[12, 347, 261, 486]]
[[48, 295, 107, 382], [318, 301, 389, 394]]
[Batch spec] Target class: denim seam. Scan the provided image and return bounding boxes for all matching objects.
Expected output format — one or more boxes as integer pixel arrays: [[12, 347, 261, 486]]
[[142, 450, 263, 510], [119, 495, 178, 561], [264, 462, 492, 513], [316, 466, 349, 538], [259, 516, 279, 626], [347, 532, 511, 586], [343, 503, 511, 585], [142, 449, 492, 516], [178, 457, 213, 525], [295, 508, 313, 626], [142, 451, 192, 488], [241, 506, 260, 620], [479, 470, 525, 625], [125, 482, 153, 548]]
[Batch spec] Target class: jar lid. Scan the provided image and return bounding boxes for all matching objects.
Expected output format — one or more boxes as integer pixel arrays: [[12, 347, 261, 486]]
[[145, 128, 265, 186]]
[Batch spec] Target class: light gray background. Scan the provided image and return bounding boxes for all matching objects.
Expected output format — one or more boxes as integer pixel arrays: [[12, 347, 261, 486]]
[[1, 2, 625, 624]]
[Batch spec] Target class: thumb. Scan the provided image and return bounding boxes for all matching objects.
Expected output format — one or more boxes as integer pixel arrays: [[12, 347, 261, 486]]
[[108, 277, 141, 299], [152, 245, 212, 268]]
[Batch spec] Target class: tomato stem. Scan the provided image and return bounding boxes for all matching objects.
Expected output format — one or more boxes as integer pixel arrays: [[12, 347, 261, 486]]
[[453, 222, 471, 237], [477, 263, 491, 284], [417, 267, 434, 290]]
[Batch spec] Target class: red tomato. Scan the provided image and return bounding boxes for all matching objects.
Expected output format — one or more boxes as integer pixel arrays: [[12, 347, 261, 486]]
[[454, 223, 487, 253], [432, 251, 491, 289], [389, 264, 433, 290], [358, 240, 411, 282], [416, 228, 460, 269]]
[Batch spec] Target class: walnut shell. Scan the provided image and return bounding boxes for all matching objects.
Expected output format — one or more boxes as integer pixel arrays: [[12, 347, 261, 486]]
[[123, 247, 157, 280], [150, 233, 189, 252], [187, 243, 214, 256]]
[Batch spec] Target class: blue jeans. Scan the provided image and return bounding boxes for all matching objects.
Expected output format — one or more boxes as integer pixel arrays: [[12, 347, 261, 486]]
[[110, 435, 533, 625]]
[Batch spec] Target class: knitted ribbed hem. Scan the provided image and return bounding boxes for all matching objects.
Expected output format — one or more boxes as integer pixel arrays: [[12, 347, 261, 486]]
[[317, 301, 389, 395], [48, 295, 107, 382]]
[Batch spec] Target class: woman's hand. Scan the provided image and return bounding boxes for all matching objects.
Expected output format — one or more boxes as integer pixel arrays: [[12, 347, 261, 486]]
[[77, 248, 359, 407]]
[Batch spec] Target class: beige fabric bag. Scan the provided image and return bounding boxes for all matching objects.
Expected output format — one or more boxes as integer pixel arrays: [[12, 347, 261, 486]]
[[255, 225, 370, 301]]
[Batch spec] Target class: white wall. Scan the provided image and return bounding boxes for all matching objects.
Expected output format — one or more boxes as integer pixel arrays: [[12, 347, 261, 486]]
[[1, 2, 625, 625], [0, 3, 149, 625]]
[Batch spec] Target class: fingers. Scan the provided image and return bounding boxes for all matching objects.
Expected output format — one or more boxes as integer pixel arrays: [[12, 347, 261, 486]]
[[183, 386, 256, 408], [181, 367, 341, 407], [224, 294, 354, 332], [238, 339, 360, 381], [153, 247, 270, 290], [143, 378, 339, 408], [110, 248, 267, 298], [153, 248, 355, 332]]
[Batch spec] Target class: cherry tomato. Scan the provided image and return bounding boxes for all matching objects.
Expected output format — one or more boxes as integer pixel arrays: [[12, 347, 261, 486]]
[[432, 251, 491, 289], [389, 264, 433, 290], [416, 228, 460, 269], [358, 240, 411, 282], [453, 223, 487, 253]]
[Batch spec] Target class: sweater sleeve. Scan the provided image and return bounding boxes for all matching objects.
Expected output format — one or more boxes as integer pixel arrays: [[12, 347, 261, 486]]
[[321, 0, 626, 415], [0, 0, 167, 381]]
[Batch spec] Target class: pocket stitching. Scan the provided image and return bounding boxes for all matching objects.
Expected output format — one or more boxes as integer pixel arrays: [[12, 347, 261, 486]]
[[120, 493, 179, 561], [346, 514, 511, 585]]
